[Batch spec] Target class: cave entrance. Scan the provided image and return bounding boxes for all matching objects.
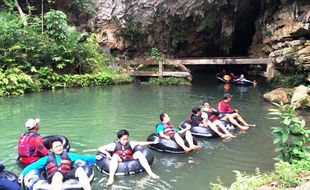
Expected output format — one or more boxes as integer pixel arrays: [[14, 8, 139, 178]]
[[230, 0, 262, 56]]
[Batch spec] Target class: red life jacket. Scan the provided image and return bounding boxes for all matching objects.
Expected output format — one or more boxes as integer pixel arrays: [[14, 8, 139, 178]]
[[17, 131, 47, 164], [160, 122, 175, 136], [206, 110, 220, 122], [45, 150, 72, 180], [113, 141, 133, 160]]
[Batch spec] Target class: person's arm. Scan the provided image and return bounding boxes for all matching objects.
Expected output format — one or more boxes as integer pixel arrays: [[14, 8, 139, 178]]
[[136, 140, 158, 146], [156, 124, 172, 140], [218, 101, 224, 113], [34, 136, 49, 155], [68, 152, 96, 163], [242, 78, 256, 85], [98, 143, 115, 159], [159, 131, 170, 140], [219, 101, 235, 113], [21, 156, 48, 177], [211, 108, 220, 116], [191, 116, 204, 127], [178, 126, 190, 133], [226, 104, 236, 113]]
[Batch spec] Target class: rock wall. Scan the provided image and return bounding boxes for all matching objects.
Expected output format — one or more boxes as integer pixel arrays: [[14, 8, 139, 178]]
[[89, 0, 261, 58], [89, 0, 310, 73], [251, 1, 310, 72]]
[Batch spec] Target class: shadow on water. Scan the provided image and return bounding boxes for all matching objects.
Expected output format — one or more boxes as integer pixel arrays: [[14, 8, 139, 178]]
[[0, 71, 289, 190]]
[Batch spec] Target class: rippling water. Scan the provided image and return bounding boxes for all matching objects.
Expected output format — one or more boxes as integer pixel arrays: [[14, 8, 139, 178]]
[[1, 74, 308, 189]]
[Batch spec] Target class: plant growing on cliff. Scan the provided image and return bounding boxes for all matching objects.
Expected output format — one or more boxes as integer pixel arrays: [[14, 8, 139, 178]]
[[215, 34, 232, 55], [169, 16, 186, 48], [119, 15, 147, 46], [261, 26, 272, 36], [269, 103, 310, 163], [150, 47, 163, 61], [269, 64, 307, 88], [196, 12, 218, 32], [71, 0, 96, 15]]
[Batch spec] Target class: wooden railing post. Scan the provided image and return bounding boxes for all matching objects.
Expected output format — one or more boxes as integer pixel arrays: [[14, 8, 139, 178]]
[[158, 60, 163, 78]]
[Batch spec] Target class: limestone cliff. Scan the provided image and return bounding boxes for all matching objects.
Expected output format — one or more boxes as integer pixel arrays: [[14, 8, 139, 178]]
[[89, 0, 261, 58], [252, 0, 310, 72], [89, 0, 310, 71]]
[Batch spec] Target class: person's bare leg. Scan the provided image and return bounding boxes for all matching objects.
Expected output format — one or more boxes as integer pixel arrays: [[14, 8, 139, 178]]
[[51, 172, 63, 190], [184, 130, 201, 150], [106, 154, 121, 186], [224, 114, 249, 130], [213, 120, 235, 138], [133, 151, 159, 179], [207, 120, 227, 138], [174, 133, 192, 152], [75, 167, 91, 190], [232, 113, 255, 127]]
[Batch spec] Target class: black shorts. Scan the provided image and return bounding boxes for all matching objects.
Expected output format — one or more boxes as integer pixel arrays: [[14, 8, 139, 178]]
[[48, 168, 78, 182], [170, 131, 186, 141], [63, 168, 78, 180]]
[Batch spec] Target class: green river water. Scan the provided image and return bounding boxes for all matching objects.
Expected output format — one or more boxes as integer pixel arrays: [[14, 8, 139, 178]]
[[1, 73, 309, 190]]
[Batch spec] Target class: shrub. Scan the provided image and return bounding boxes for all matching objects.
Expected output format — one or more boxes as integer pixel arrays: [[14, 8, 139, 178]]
[[44, 10, 68, 41], [147, 77, 190, 85], [269, 103, 310, 163], [269, 64, 307, 88], [0, 68, 40, 96]]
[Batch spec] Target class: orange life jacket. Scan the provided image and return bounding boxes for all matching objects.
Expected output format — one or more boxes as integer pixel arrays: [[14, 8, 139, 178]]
[[223, 74, 232, 82]]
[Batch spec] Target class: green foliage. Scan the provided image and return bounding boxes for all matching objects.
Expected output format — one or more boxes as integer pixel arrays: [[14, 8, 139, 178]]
[[215, 34, 231, 55], [196, 13, 217, 32], [261, 26, 272, 36], [1, 0, 15, 11], [0, 11, 129, 96], [169, 16, 186, 47], [71, 0, 96, 15], [269, 103, 310, 162], [274, 162, 302, 187], [119, 15, 147, 45], [147, 77, 190, 85], [269, 64, 307, 88], [0, 68, 40, 96], [44, 10, 68, 41], [36, 66, 66, 90], [210, 160, 310, 189], [150, 47, 163, 61], [210, 168, 273, 190]]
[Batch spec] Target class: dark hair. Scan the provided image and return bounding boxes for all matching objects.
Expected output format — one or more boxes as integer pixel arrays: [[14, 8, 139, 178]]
[[223, 93, 232, 100], [159, 113, 167, 122], [192, 106, 201, 114], [48, 136, 63, 149], [203, 100, 211, 105], [117, 129, 129, 139]]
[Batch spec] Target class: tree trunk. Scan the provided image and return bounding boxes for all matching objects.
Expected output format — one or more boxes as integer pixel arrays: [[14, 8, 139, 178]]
[[14, 0, 27, 26]]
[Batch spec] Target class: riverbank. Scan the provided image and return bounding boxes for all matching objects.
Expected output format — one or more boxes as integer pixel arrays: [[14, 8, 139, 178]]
[[210, 103, 310, 190], [0, 68, 132, 97], [210, 160, 310, 190]]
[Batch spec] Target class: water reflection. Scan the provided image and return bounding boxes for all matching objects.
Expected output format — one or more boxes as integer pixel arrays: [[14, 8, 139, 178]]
[[0, 74, 281, 190]]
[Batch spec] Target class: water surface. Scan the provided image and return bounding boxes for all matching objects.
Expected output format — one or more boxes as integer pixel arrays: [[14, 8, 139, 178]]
[[1, 74, 302, 190]]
